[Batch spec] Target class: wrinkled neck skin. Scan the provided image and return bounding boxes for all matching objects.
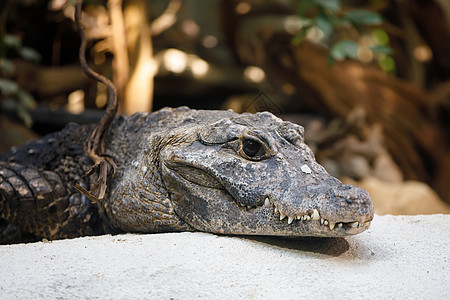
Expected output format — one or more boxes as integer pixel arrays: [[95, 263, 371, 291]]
[[105, 110, 374, 237], [104, 114, 194, 233]]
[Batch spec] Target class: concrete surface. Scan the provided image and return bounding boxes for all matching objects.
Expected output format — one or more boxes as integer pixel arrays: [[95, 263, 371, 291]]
[[0, 215, 449, 299]]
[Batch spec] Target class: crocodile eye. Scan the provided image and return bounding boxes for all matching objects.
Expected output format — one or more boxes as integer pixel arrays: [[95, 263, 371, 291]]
[[242, 138, 266, 159]]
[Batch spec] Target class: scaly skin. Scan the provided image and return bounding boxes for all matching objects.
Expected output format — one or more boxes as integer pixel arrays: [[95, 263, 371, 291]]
[[0, 107, 373, 244]]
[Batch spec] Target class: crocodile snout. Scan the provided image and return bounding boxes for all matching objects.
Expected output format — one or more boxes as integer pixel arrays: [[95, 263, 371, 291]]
[[324, 184, 374, 223]]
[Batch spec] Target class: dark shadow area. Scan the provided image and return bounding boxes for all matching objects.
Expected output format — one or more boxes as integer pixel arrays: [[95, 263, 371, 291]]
[[240, 235, 350, 257]]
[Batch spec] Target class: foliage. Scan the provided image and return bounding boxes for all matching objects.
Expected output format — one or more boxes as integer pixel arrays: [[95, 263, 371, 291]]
[[0, 34, 40, 127], [293, 0, 394, 72]]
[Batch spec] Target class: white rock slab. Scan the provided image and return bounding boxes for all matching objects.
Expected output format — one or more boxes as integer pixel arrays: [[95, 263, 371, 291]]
[[0, 215, 449, 299]]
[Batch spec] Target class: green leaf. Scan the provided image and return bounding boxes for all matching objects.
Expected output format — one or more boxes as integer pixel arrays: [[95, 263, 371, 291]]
[[344, 9, 383, 26], [312, 0, 340, 12], [0, 58, 15, 75], [370, 45, 393, 55], [18, 47, 41, 62], [0, 78, 19, 96], [379, 55, 396, 73], [330, 44, 346, 61], [15, 103, 33, 128], [315, 14, 333, 41], [17, 89, 37, 109], [330, 40, 359, 61], [3, 34, 22, 49], [372, 29, 389, 45], [292, 26, 311, 45]]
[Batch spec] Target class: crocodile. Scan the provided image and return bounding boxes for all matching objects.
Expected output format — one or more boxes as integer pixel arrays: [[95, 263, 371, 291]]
[[0, 107, 373, 244]]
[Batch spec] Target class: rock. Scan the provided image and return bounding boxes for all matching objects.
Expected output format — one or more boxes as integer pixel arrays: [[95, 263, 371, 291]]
[[0, 215, 448, 298]]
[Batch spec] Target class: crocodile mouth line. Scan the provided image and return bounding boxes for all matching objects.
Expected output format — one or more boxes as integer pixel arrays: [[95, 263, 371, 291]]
[[168, 163, 371, 232], [234, 196, 371, 231]]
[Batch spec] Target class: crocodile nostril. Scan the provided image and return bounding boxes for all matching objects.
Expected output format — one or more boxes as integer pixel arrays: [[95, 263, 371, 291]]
[[341, 184, 353, 190], [330, 185, 370, 204]]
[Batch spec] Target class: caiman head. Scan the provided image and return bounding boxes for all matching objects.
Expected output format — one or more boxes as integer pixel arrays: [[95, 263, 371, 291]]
[[160, 111, 374, 237]]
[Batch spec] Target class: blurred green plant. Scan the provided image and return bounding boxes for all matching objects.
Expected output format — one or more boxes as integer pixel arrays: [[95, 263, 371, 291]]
[[0, 34, 41, 127], [292, 0, 394, 73]]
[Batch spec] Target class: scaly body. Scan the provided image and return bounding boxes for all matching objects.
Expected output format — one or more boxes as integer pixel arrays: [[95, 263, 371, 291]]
[[0, 107, 373, 244]]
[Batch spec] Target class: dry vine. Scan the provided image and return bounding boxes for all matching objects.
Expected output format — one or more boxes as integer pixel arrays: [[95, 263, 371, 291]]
[[74, 0, 118, 202]]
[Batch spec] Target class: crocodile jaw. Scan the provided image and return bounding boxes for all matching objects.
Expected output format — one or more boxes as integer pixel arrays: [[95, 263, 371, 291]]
[[161, 162, 373, 237]]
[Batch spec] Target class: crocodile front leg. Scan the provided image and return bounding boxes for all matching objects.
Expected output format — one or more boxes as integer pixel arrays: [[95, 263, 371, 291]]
[[0, 161, 104, 243]]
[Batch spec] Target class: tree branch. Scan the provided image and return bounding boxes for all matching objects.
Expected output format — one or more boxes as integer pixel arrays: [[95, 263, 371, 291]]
[[151, 0, 182, 36], [108, 0, 129, 99]]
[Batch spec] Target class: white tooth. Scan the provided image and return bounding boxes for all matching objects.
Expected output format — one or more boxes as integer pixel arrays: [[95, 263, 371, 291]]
[[247, 206, 251, 209], [320, 218, 324, 225], [264, 197, 270, 206], [350, 222, 359, 228], [337, 223, 343, 228], [274, 207, 278, 213], [288, 217, 294, 224], [297, 216, 302, 220], [324, 220, 329, 226], [312, 209, 320, 220], [302, 215, 307, 221], [280, 212, 286, 221], [306, 215, 311, 221], [329, 222, 335, 230]]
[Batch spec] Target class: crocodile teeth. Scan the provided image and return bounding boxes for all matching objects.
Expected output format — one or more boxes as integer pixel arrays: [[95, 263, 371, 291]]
[[267, 204, 368, 229], [247, 206, 251, 209], [329, 222, 335, 230], [312, 209, 320, 221]]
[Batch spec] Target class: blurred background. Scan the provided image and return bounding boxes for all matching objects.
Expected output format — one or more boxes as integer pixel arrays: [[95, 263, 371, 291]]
[[0, 0, 449, 214]]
